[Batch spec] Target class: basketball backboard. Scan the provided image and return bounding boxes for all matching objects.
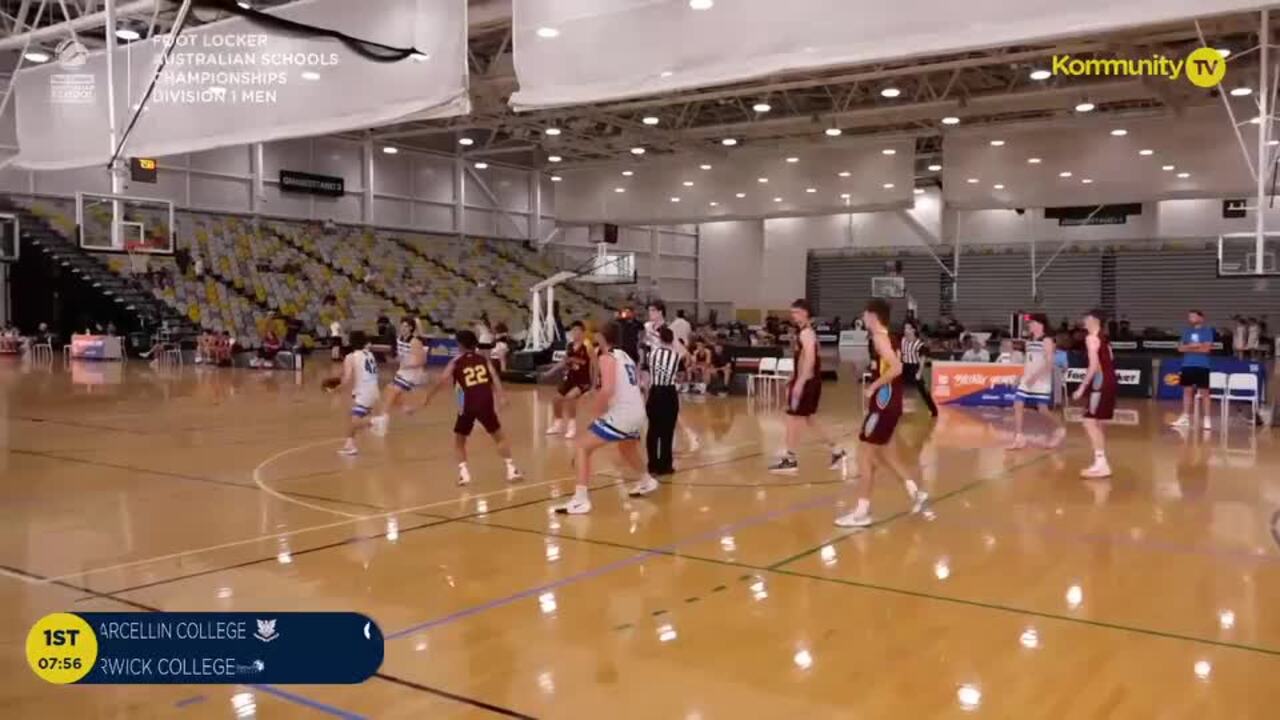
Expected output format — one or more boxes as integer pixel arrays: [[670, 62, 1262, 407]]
[[871, 275, 906, 298], [1218, 232, 1280, 276], [76, 192, 175, 254], [580, 251, 637, 285]]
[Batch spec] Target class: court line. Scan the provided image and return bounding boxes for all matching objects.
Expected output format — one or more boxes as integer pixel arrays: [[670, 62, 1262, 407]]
[[247, 684, 367, 720], [252, 437, 369, 519], [373, 673, 537, 719], [765, 446, 1066, 570], [95, 448, 779, 597]]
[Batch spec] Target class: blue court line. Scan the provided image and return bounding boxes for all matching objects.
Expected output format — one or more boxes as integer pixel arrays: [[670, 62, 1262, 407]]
[[386, 488, 849, 640], [249, 684, 367, 720]]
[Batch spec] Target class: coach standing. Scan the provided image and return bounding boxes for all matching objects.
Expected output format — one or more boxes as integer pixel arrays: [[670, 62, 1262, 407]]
[[646, 327, 682, 475], [1172, 309, 1214, 431]]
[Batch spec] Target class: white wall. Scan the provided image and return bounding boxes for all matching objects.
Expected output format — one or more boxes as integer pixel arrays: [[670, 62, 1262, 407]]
[[0, 137, 549, 239]]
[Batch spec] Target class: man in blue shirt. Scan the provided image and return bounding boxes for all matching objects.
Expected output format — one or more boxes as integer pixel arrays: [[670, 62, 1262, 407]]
[[1172, 309, 1214, 430]]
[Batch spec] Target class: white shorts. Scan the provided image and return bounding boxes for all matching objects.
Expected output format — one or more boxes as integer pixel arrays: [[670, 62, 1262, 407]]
[[351, 387, 380, 417], [590, 410, 644, 442], [393, 370, 425, 391]]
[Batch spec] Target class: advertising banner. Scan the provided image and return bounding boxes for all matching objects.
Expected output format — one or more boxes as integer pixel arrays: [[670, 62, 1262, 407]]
[[930, 361, 1023, 407], [1064, 356, 1151, 398], [425, 337, 460, 367], [70, 334, 123, 361]]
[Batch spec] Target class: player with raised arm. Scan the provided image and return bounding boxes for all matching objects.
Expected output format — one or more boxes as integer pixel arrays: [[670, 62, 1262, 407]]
[[768, 299, 847, 474], [835, 299, 928, 527], [419, 330, 522, 486], [1010, 313, 1064, 449], [553, 320, 657, 515], [545, 321, 595, 439], [1073, 308, 1117, 478], [322, 331, 380, 457], [370, 317, 427, 436]]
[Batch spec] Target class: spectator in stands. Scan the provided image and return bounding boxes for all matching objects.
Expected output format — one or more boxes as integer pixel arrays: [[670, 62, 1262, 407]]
[[257, 328, 282, 368], [709, 339, 732, 394], [996, 338, 1023, 364], [670, 309, 693, 350], [617, 306, 642, 362], [1233, 315, 1248, 359], [193, 255, 204, 278], [216, 332, 234, 365], [329, 318, 344, 361], [195, 331, 213, 364], [961, 336, 990, 362], [376, 314, 392, 342], [175, 246, 191, 275], [1248, 317, 1262, 359], [475, 314, 495, 347]]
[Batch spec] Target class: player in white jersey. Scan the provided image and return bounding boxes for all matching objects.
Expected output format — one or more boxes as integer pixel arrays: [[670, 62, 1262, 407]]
[[322, 331, 381, 456], [370, 317, 427, 436], [1010, 313, 1064, 449], [554, 321, 658, 515]]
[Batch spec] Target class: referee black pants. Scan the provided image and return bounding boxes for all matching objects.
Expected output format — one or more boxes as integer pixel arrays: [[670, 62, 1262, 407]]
[[902, 362, 938, 416], [646, 385, 680, 475]]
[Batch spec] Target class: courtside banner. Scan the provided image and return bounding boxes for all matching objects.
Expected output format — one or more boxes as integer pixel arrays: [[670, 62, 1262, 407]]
[[26, 612, 382, 685], [12, 0, 468, 169], [1156, 357, 1266, 400], [930, 361, 1022, 407], [426, 337, 460, 366]]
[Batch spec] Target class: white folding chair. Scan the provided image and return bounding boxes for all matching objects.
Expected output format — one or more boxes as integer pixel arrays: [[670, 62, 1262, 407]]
[[1224, 372, 1260, 426], [1209, 371, 1227, 402], [748, 356, 778, 398], [30, 342, 53, 363], [764, 357, 795, 402]]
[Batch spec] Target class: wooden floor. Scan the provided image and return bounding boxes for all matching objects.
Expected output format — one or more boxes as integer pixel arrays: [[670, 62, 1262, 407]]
[[2, 358, 1279, 719]]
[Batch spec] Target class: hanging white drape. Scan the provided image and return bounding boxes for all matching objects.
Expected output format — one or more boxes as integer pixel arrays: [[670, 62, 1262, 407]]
[[511, 0, 1265, 110], [12, 0, 469, 170]]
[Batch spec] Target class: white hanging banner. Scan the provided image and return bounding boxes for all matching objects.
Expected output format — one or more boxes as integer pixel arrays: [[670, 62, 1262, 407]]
[[511, 0, 1266, 110], [12, 0, 469, 170]]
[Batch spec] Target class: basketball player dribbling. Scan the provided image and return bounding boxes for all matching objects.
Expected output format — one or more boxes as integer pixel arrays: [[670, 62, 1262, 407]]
[[1072, 309, 1117, 478], [325, 331, 380, 457], [545, 321, 595, 439], [1010, 313, 1064, 449], [420, 330, 522, 486], [769, 299, 846, 473], [371, 317, 426, 436], [554, 321, 657, 515], [835, 299, 928, 528]]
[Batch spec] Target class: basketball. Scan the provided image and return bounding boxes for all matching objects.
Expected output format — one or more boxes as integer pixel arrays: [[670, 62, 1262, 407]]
[[321, 376, 342, 391]]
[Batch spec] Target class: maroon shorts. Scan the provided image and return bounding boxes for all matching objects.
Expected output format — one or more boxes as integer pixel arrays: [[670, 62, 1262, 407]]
[[455, 405, 501, 436], [557, 376, 591, 397], [786, 378, 822, 417], [859, 383, 903, 446], [1084, 388, 1115, 420]]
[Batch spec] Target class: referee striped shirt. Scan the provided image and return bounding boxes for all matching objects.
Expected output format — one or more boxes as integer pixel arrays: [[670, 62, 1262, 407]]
[[648, 345, 681, 387], [901, 337, 925, 365]]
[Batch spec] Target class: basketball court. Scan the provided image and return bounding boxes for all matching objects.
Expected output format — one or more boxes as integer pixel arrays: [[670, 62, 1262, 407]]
[[1, 0, 1280, 717]]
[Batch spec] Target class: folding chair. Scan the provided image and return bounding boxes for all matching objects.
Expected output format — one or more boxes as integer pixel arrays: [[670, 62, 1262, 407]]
[[1224, 372, 1260, 426], [30, 342, 53, 363], [748, 356, 778, 398]]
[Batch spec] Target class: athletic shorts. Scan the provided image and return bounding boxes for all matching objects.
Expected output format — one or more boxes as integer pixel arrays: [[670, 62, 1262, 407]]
[[1015, 388, 1054, 409], [1179, 366, 1211, 389], [785, 378, 822, 417], [351, 388, 379, 418], [589, 412, 643, 442], [859, 383, 903, 446], [1084, 388, 1116, 421], [557, 377, 591, 397], [455, 406, 501, 436], [393, 371, 424, 392]]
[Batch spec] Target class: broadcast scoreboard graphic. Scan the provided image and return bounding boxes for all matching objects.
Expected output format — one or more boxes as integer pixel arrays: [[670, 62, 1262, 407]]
[[27, 612, 383, 685]]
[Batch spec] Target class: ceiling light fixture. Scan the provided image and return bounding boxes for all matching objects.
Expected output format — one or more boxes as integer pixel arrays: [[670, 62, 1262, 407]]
[[881, 87, 902, 98], [699, 163, 712, 170], [115, 28, 141, 41], [1162, 164, 1175, 171], [990, 140, 1005, 146], [883, 148, 897, 155], [773, 197, 783, 202], [825, 127, 843, 137], [1029, 68, 1051, 81], [1027, 157, 1042, 164], [642, 116, 660, 125], [1216, 48, 1231, 58], [614, 187, 626, 193], [689, 0, 715, 9], [735, 192, 746, 198], [1081, 178, 1094, 184], [928, 163, 942, 171], [709, 201, 719, 206], [622, 170, 634, 176], [474, 162, 489, 169], [683, 180, 694, 187], [993, 183, 1005, 189], [941, 116, 960, 125], [670, 196, 681, 203], [1177, 171, 1191, 178], [1139, 149, 1154, 156], [1059, 171, 1073, 177], [838, 171, 851, 177], [1230, 86, 1253, 97], [300, 71, 321, 81], [805, 187, 817, 193], [23, 50, 50, 63], [914, 187, 925, 195], [840, 193, 851, 199], [882, 183, 895, 189], [536, 27, 560, 38], [785, 156, 799, 163], [548, 155, 562, 163], [757, 177, 769, 183], [544, 127, 562, 136], [630, 147, 646, 155], [458, 137, 474, 146], [1075, 101, 1096, 112], [381, 146, 399, 155], [966, 178, 979, 184], [753, 102, 772, 113], [1110, 129, 1128, 136], [550, 175, 562, 182], [721, 138, 738, 146]]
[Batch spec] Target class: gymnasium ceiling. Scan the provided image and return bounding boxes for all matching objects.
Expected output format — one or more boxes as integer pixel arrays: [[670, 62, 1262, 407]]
[[0, 1, 1276, 203]]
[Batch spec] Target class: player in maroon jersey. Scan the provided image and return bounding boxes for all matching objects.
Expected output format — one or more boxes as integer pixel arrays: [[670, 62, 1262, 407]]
[[1072, 308, 1117, 478], [768, 299, 846, 474], [420, 330, 522, 486], [545, 322, 595, 439]]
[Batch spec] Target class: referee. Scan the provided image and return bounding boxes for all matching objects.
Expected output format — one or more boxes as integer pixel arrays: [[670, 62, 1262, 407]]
[[646, 326, 682, 475], [900, 321, 938, 417]]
